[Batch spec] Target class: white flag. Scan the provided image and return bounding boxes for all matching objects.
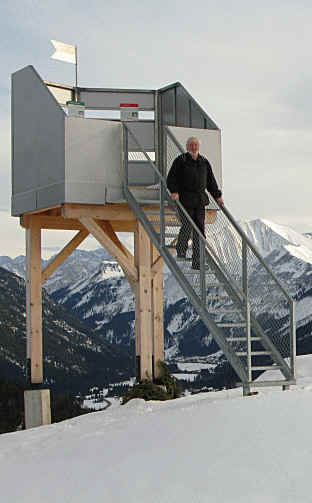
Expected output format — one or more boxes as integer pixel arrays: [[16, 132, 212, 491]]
[[51, 40, 76, 64]]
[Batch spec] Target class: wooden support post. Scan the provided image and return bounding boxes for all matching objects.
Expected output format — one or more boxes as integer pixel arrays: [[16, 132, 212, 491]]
[[134, 223, 153, 381], [26, 218, 43, 384], [152, 245, 164, 378]]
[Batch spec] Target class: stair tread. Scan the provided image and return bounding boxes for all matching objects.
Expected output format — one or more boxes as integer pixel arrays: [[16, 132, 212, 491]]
[[151, 221, 181, 227], [145, 211, 176, 215], [217, 322, 246, 327], [236, 351, 271, 356], [246, 379, 296, 387], [251, 365, 280, 370], [207, 308, 239, 313], [129, 185, 159, 190], [227, 337, 261, 341]]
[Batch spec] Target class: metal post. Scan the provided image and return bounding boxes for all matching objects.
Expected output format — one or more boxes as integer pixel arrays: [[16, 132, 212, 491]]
[[74, 46, 78, 102], [243, 240, 251, 389], [246, 302, 252, 383], [123, 126, 129, 186], [154, 90, 159, 177], [160, 183, 165, 249], [242, 239, 248, 297], [200, 239, 206, 305], [290, 299, 296, 380], [159, 130, 166, 248]]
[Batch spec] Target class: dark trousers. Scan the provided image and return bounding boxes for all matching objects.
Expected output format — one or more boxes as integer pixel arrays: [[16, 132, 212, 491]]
[[176, 206, 205, 267]]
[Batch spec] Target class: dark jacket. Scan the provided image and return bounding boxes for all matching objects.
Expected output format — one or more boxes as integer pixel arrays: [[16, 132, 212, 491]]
[[167, 153, 222, 208]]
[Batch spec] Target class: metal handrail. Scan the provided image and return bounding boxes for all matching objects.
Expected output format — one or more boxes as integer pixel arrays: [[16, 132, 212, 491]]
[[165, 126, 295, 377], [216, 202, 293, 303], [124, 124, 244, 299], [123, 123, 296, 382]]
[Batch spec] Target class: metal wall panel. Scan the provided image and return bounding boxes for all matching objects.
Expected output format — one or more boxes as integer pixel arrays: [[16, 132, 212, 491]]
[[175, 86, 191, 127], [168, 126, 223, 189], [159, 83, 219, 131], [79, 90, 155, 110], [161, 88, 176, 126], [11, 65, 65, 215], [190, 102, 206, 129], [128, 161, 156, 186], [127, 121, 155, 151], [65, 118, 123, 203]]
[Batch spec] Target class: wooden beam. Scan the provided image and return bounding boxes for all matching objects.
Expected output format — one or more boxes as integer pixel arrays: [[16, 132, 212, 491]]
[[151, 253, 164, 278], [20, 215, 137, 232], [42, 229, 89, 284], [134, 223, 153, 381], [63, 203, 137, 221], [26, 217, 43, 384], [23, 204, 61, 216], [21, 215, 84, 230], [62, 203, 180, 222], [97, 220, 134, 265], [79, 217, 138, 284], [152, 244, 164, 378], [109, 220, 137, 232]]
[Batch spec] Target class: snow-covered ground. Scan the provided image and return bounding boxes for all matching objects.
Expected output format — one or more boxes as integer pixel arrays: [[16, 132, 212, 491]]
[[1, 355, 312, 503]]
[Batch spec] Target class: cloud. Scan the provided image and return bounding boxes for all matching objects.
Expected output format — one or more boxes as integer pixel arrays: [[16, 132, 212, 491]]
[[2, 0, 312, 257]]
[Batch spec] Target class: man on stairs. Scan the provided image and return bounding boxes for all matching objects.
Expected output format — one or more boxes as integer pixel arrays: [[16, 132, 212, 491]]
[[167, 136, 223, 269]]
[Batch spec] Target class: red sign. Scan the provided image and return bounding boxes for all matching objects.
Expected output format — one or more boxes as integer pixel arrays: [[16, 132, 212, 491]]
[[120, 103, 139, 108]]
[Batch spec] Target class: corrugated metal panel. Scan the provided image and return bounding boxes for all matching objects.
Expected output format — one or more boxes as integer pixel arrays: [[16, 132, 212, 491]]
[[190, 101, 206, 129], [161, 88, 175, 126], [176, 86, 191, 127]]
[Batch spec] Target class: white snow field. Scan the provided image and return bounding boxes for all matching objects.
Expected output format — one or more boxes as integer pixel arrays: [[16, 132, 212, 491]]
[[1, 355, 312, 503]]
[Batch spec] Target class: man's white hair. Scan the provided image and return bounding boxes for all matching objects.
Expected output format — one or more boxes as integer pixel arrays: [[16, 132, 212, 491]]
[[186, 136, 200, 148]]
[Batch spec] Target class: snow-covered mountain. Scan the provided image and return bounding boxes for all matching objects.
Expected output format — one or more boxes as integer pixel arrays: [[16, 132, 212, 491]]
[[0, 266, 133, 391], [0, 248, 112, 294], [46, 219, 312, 383], [1, 218, 312, 382]]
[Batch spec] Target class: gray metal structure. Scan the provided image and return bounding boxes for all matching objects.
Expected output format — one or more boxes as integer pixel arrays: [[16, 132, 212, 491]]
[[11, 65, 296, 392], [123, 124, 296, 393], [11, 66, 221, 215]]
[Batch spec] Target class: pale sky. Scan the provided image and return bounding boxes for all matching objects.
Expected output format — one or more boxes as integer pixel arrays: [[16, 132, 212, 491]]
[[1, 0, 312, 258]]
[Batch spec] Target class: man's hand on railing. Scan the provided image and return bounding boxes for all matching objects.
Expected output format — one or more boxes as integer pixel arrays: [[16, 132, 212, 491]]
[[216, 197, 224, 206], [171, 192, 179, 200]]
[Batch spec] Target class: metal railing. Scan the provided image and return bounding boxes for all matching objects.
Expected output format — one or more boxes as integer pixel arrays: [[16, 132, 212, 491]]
[[123, 123, 296, 387], [165, 127, 296, 380]]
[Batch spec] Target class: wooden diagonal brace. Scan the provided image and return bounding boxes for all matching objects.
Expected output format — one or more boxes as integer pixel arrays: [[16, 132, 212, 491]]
[[97, 220, 134, 266], [79, 217, 138, 285], [41, 229, 89, 284]]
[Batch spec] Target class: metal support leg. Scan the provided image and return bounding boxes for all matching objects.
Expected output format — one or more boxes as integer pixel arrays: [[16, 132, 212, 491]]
[[200, 240, 206, 305], [243, 384, 251, 396]]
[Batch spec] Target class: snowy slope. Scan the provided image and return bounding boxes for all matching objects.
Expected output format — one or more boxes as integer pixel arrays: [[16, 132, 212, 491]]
[[1, 355, 312, 503]]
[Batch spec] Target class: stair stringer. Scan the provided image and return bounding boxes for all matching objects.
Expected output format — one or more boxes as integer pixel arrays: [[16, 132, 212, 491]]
[[124, 185, 249, 384], [202, 247, 293, 381]]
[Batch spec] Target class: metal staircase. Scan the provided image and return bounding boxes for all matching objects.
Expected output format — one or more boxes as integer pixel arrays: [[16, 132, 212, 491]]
[[123, 124, 296, 394]]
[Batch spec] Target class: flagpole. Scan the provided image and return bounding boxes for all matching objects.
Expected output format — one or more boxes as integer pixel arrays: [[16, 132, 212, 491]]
[[75, 45, 78, 102]]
